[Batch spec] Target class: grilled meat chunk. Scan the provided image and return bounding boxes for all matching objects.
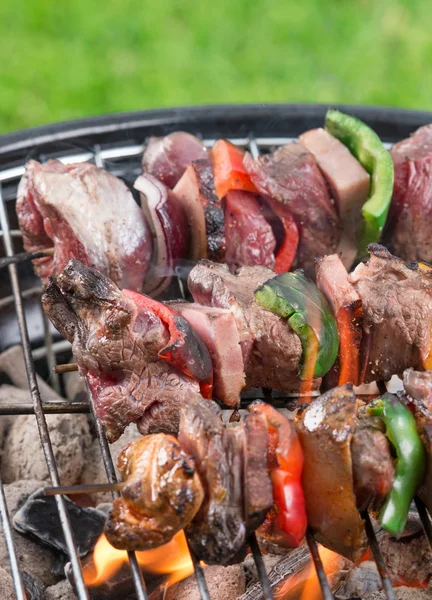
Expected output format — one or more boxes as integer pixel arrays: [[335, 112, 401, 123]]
[[349, 244, 432, 383], [224, 190, 276, 271], [351, 423, 394, 512], [243, 143, 340, 276], [105, 434, 204, 550], [179, 396, 247, 564], [172, 302, 245, 406], [236, 411, 273, 531], [142, 131, 208, 189], [402, 368, 432, 516], [16, 160, 152, 290], [295, 385, 367, 561], [42, 260, 208, 442], [188, 260, 321, 393], [299, 128, 370, 269], [384, 125, 432, 262]]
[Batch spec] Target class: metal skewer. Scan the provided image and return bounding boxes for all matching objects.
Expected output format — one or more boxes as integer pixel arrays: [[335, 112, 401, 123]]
[[0, 247, 54, 269], [53, 362, 79, 374], [44, 482, 125, 496]]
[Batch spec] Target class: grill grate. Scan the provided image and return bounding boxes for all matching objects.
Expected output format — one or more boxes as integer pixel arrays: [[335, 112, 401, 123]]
[[0, 125, 431, 600]]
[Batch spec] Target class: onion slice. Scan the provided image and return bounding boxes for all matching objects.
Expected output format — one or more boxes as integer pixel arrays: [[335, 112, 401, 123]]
[[134, 174, 188, 297]]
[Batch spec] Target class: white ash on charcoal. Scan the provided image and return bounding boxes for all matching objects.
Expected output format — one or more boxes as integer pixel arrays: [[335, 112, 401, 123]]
[[13, 489, 105, 557], [242, 552, 282, 588], [45, 579, 78, 600], [363, 588, 432, 599], [0, 345, 63, 402], [0, 566, 16, 600], [239, 545, 348, 600], [0, 480, 57, 587], [149, 565, 245, 600], [334, 561, 382, 599], [2, 407, 92, 485]]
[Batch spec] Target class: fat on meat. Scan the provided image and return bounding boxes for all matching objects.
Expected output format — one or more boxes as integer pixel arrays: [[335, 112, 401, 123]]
[[299, 127, 370, 269], [384, 124, 432, 262], [349, 244, 432, 383], [42, 259, 205, 442], [243, 143, 340, 276], [188, 260, 321, 393], [16, 160, 152, 291], [142, 131, 208, 189]]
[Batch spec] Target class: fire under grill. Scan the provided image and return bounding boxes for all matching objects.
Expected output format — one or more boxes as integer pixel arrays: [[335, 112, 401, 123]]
[[1, 105, 432, 600]]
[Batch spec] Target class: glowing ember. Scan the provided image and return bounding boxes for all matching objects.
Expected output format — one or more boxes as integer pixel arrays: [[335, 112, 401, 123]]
[[273, 545, 343, 600], [84, 530, 196, 588]]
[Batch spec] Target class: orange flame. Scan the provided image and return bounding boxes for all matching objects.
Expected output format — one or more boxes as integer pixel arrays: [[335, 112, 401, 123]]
[[273, 545, 343, 600], [84, 531, 196, 588]]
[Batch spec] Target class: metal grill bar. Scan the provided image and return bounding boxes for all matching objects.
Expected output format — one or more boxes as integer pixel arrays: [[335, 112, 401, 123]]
[[0, 128, 430, 600], [362, 512, 395, 600], [0, 474, 27, 600], [0, 185, 90, 599]]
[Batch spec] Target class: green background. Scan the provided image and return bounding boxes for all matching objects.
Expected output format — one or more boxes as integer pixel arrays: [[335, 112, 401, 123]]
[[1, 0, 431, 134]]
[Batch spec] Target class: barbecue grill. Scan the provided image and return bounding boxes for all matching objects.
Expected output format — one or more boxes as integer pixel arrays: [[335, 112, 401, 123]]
[[1, 103, 432, 600]]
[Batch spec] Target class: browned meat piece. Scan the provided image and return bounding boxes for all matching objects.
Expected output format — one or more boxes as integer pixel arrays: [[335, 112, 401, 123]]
[[351, 424, 394, 512], [172, 302, 245, 406], [179, 396, 247, 565], [224, 190, 276, 271], [349, 244, 432, 383], [295, 385, 367, 561], [402, 368, 432, 516], [16, 160, 152, 290], [299, 128, 370, 269], [105, 434, 204, 550], [383, 125, 432, 262], [142, 131, 208, 188], [188, 260, 321, 393], [42, 260, 210, 442], [193, 159, 226, 262], [243, 143, 340, 276], [235, 411, 273, 531], [316, 254, 363, 387]]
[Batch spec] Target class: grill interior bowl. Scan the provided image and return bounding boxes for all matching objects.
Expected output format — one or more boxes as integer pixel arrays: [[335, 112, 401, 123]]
[[1, 104, 432, 600]]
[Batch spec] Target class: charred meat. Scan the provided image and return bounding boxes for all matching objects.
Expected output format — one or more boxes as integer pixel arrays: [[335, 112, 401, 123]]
[[349, 244, 432, 383], [42, 259, 211, 442], [16, 160, 152, 290], [105, 434, 204, 550]]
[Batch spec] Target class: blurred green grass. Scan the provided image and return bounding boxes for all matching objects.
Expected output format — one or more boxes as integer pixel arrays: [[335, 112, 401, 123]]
[[1, 0, 432, 133]]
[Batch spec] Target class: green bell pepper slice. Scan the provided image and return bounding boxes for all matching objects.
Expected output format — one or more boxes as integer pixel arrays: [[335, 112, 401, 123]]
[[255, 271, 339, 379], [368, 394, 426, 537], [325, 109, 394, 257]]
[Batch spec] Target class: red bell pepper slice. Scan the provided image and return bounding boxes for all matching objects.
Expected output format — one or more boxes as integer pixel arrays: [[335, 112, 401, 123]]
[[123, 290, 213, 398], [211, 140, 258, 200], [336, 304, 362, 386], [249, 402, 307, 547], [270, 205, 299, 274]]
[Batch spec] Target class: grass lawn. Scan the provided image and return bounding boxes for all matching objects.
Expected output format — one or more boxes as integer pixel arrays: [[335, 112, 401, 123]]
[[1, 0, 432, 133]]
